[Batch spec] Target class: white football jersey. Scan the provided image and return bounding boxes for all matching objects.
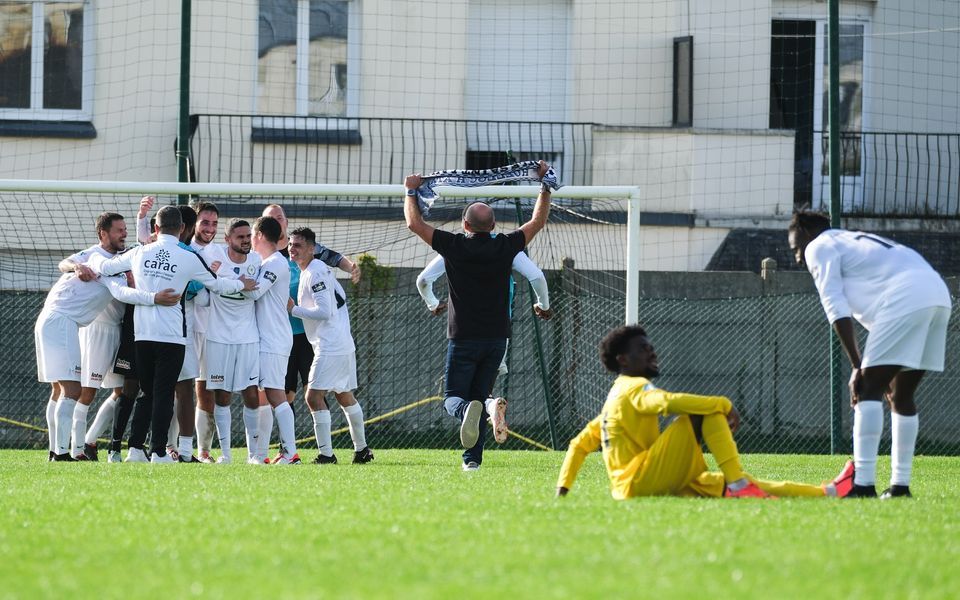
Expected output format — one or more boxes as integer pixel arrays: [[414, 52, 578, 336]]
[[805, 229, 952, 330], [254, 251, 294, 355], [292, 259, 355, 355], [206, 250, 261, 345], [190, 241, 224, 334], [43, 245, 155, 327]]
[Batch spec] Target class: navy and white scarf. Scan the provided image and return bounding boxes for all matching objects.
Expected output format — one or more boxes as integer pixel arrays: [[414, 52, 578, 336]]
[[413, 160, 561, 216]]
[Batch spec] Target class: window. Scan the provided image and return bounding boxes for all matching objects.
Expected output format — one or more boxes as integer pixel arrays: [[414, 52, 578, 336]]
[[672, 36, 693, 127], [0, 1, 92, 121], [257, 0, 357, 118], [820, 23, 864, 177]]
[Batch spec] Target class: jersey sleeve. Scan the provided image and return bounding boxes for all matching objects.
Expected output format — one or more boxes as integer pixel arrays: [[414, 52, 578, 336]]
[[188, 253, 244, 295], [96, 247, 136, 277], [805, 239, 852, 324], [244, 262, 282, 301], [511, 251, 544, 281], [99, 274, 156, 306], [556, 416, 602, 491], [628, 385, 732, 416], [506, 229, 526, 254], [430, 229, 455, 255], [314, 243, 345, 269], [290, 270, 334, 321], [416, 255, 446, 310]]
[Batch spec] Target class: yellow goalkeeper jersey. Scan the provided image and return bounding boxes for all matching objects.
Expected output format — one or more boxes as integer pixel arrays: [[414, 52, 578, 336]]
[[557, 375, 732, 499]]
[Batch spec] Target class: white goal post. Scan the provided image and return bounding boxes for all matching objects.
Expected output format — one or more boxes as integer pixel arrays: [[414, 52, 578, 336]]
[[0, 179, 642, 325]]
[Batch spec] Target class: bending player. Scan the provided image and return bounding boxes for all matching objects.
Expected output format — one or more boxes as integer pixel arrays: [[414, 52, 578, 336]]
[[288, 227, 373, 465], [556, 325, 853, 499], [788, 211, 951, 498]]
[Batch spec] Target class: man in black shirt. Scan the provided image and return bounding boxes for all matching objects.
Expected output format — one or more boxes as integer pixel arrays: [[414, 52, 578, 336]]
[[404, 161, 553, 470]]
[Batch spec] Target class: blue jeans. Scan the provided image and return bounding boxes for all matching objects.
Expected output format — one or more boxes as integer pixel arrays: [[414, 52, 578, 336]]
[[443, 338, 507, 465]]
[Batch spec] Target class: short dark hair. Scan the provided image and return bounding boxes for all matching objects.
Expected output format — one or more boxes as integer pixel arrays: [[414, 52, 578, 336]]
[[192, 201, 219, 217], [177, 205, 197, 232], [290, 226, 316, 246], [788, 210, 831, 235], [95, 212, 124, 235], [254, 216, 282, 244], [156, 205, 183, 234], [599, 325, 648, 374], [225, 218, 250, 235]]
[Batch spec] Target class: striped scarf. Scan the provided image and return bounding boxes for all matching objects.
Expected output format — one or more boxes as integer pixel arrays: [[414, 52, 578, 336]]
[[413, 160, 561, 216]]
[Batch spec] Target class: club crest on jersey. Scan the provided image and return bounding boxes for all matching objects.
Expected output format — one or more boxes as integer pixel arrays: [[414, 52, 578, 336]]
[[143, 248, 177, 274], [312, 281, 326, 293], [233, 267, 240, 274], [264, 271, 277, 283], [246, 264, 257, 276]]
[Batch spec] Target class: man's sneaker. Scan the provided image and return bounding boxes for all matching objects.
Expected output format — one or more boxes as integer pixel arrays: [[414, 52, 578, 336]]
[[72, 453, 91, 461], [485, 397, 508, 444], [124, 448, 149, 463], [178, 454, 201, 463], [166, 447, 180, 462], [312, 453, 338, 465], [246, 455, 268, 465], [150, 452, 176, 464], [724, 482, 775, 499], [353, 447, 374, 464], [844, 484, 878, 498], [83, 443, 99, 461], [460, 400, 483, 448], [215, 455, 232, 464], [107, 450, 123, 463], [272, 453, 302, 465], [198, 450, 215, 464], [826, 459, 855, 498], [48, 450, 55, 462], [462, 461, 480, 472], [52, 452, 77, 462], [880, 485, 912, 499]]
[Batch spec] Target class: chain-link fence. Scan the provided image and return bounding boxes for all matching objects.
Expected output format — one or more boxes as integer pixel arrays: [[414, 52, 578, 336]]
[[4, 270, 959, 455]]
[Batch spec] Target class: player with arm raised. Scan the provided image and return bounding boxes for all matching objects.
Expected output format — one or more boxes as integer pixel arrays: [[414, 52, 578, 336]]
[[288, 227, 373, 465], [97, 206, 255, 463], [37, 212, 180, 461], [788, 210, 952, 499], [556, 325, 850, 500]]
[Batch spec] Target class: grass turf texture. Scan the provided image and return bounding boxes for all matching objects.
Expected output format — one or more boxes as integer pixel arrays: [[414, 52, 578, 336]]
[[2, 450, 959, 599]]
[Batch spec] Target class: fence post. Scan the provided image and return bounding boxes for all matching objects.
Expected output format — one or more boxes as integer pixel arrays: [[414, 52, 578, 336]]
[[177, 0, 192, 205], [828, 0, 845, 454], [760, 258, 778, 437]]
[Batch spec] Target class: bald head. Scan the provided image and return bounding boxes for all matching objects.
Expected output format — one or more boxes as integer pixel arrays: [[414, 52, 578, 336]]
[[463, 202, 495, 233]]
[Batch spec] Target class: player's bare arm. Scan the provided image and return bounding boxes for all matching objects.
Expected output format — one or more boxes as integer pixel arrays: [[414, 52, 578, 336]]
[[519, 160, 552, 245], [338, 256, 361, 284], [404, 174, 435, 245], [832, 317, 864, 404]]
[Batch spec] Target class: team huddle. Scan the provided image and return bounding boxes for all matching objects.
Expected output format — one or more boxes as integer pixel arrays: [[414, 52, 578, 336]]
[[35, 199, 372, 465], [35, 162, 950, 501]]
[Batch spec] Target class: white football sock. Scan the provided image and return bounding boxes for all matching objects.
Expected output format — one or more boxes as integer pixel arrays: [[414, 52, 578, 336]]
[[86, 394, 117, 444], [257, 405, 273, 458], [178, 435, 193, 459], [46, 399, 57, 453], [55, 397, 77, 455], [71, 403, 90, 457], [341, 403, 366, 451], [242, 407, 260, 459], [311, 410, 333, 456], [853, 401, 883, 486], [196, 408, 214, 454], [891, 413, 919, 487], [214, 405, 232, 460], [167, 397, 180, 449], [274, 402, 297, 456]]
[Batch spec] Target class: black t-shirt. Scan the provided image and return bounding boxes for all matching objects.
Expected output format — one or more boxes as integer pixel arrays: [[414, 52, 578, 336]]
[[431, 229, 526, 339]]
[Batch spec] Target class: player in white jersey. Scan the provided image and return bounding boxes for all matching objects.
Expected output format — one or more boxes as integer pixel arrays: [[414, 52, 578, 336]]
[[36, 212, 181, 461], [288, 227, 373, 465], [247, 216, 299, 464], [204, 218, 263, 464], [789, 211, 952, 499]]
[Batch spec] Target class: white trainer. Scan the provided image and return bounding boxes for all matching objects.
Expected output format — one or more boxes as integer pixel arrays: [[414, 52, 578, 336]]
[[215, 455, 232, 464], [272, 453, 302, 465], [107, 450, 123, 463], [124, 447, 149, 463], [460, 400, 483, 448], [150, 452, 176, 464], [485, 397, 508, 444], [462, 461, 480, 472], [246, 455, 267, 465], [198, 450, 215, 464]]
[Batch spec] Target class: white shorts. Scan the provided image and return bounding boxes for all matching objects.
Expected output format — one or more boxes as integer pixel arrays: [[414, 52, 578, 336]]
[[178, 342, 200, 382], [35, 309, 82, 383], [862, 305, 951, 371], [308, 352, 357, 393], [259, 352, 288, 391], [79, 321, 123, 389], [205, 340, 259, 392], [194, 330, 208, 381]]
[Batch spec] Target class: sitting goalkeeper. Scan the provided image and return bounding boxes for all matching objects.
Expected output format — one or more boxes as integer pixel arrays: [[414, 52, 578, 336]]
[[556, 325, 852, 499]]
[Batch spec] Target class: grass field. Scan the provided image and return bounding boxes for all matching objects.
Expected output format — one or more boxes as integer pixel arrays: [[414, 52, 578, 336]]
[[2, 450, 959, 599]]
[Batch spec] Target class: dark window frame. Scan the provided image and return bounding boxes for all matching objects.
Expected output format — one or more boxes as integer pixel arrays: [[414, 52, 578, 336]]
[[672, 36, 694, 127]]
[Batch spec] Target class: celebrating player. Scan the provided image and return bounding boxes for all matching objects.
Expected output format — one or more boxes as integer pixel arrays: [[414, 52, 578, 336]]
[[788, 210, 952, 498], [288, 227, 373, 465], [556, 325, 850, 499]]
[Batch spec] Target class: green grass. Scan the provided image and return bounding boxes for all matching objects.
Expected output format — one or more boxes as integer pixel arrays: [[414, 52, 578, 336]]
[[2, 450, 959, 599]]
